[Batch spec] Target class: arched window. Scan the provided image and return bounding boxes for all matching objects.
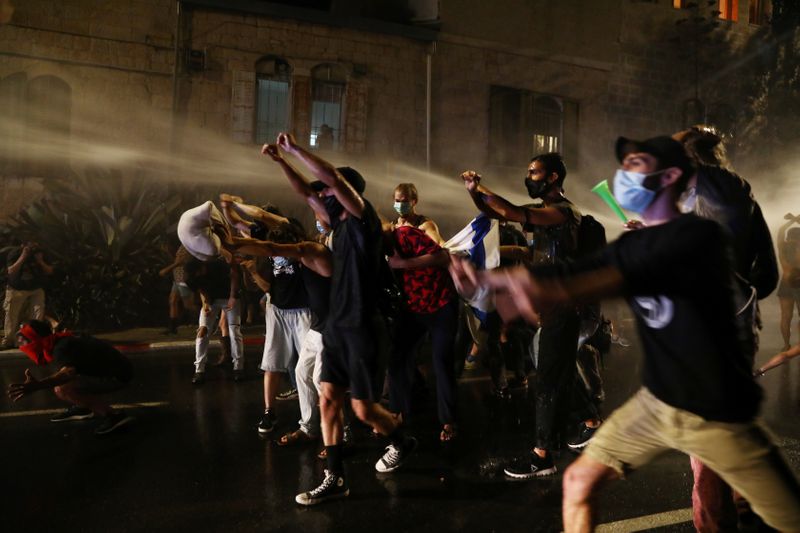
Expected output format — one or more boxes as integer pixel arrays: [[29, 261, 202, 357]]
[[310, 64, 346, 150], [26, 75, 71, 177], [0, 72, 27, 174], [255, 56, 291, 144]]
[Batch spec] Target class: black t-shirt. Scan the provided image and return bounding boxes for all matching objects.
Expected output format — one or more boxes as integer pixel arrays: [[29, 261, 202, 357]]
[[7, 249, 48, 291], [302, 267, 330, 333], [269, 257, 308, 310], [186, 259, 240, 300], [602, 214, 762, 422], [328, 199, 383, 328], [54, 336, 133, 382]]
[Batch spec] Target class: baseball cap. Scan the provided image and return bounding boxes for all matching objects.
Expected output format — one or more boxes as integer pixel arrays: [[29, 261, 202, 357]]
[[615, 136, 695, 177]]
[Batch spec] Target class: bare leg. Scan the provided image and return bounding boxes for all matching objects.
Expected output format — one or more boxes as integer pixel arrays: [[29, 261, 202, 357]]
[[562, 454, 619, 533], [320, 382, 346, 445], [779, 297, 794, 350], [263, 371, 281, 411], [350, 398, 400, 436]]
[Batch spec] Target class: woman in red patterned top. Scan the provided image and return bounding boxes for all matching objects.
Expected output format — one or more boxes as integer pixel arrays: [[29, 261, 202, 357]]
[[387, 183, 459, 441]]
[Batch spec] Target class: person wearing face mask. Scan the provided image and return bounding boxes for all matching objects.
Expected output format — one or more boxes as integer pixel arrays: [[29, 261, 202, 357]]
[[450, 135, 800, 533], [224, 221, 331, 448], [386, 182, 458, 441], [7, 320, 134, 435], [460, 153, 601, 479], [262, 134, 417, 506], [669, 126, 779, 533]]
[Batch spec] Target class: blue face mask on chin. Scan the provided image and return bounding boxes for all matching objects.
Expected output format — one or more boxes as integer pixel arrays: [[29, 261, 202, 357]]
[[613, 169, 663, 214]]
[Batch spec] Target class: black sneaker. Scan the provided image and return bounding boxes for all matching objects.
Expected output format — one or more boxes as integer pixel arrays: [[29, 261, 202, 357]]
[[295, 469, 349, 506], [375, 436, 418, 473], [94, 411, 134, 435], [191, 372, 205, 385], [51, 406, 94, 422], [257, 410, 277, 434], [568, 424, 599, 451], [503, 453, 557, 479], [276, 388, 298, 401]]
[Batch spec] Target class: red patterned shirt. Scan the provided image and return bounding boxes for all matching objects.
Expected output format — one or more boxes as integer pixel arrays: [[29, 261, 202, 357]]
[[393, 225, 454, 314]]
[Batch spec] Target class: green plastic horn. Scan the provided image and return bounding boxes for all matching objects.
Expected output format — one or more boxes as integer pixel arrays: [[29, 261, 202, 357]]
[[591, 180, 628, 223]]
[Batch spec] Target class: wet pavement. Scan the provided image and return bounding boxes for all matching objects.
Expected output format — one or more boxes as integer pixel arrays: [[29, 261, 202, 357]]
[[2, 302, 800, 532]]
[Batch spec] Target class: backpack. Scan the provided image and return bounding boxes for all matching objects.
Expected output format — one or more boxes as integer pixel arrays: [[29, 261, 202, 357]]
[[576, 214, 607, 259]]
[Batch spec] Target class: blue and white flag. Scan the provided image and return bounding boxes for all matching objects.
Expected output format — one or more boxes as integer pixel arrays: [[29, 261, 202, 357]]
[[444, 213, 500, 324]]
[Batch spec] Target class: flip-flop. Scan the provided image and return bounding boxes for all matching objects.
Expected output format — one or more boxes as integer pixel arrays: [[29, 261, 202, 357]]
[[277, 429, 315, 447]]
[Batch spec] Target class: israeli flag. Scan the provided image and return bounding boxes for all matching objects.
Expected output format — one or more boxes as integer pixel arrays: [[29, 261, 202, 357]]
[[444, 214, 500, 324]]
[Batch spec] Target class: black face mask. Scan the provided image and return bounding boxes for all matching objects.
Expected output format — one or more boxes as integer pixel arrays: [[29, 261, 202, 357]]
[[524, 177, 552, 199], [323, 195, 344, 222]]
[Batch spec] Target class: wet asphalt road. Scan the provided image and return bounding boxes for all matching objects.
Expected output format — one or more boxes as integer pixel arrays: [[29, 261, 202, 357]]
[[2, 303, 800, 533]]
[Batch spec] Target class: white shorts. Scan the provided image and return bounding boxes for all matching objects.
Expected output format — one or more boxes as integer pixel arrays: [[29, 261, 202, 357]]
[[260, 305, 311, 372]]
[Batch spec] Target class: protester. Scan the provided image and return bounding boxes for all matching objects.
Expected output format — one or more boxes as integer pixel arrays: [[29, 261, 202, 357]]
[[7, 319, 134, 435], [460, 152, 601, 478], [451, 135, 800, 532], [263, 133, 416, 506], [387, 182, 459, 442]]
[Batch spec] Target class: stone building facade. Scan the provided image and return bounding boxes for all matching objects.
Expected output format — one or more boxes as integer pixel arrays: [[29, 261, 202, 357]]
[[0, 0, 771, 217]]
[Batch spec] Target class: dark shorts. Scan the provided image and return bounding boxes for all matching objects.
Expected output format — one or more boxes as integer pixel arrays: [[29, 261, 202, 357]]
[[777, 281, 800, 301], [320, 317, 385, 401], [72, 375, 129, 394]]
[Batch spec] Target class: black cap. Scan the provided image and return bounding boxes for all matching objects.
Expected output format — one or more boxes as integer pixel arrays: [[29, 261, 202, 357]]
[[615, 136, 695, 177], [309, 167, 366, 195]]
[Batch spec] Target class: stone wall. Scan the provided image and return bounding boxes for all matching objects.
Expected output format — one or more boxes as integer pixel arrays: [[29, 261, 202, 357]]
[[0, 0, 768, 219]]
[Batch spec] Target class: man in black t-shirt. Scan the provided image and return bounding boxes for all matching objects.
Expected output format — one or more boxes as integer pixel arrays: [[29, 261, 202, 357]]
[[262, 133, 417, 506], [7, 320, 134, 435], [3, 242, 53, 349], [460, 153, 601, 478], [452, 136, 800, 532], [184, 255, 244, 383]]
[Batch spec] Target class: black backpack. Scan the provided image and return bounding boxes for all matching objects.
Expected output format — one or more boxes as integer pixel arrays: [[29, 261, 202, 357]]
[[576, 214, 607, 259]]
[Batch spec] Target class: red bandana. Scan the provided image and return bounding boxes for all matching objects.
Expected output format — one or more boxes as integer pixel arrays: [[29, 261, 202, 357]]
[[18, 324, 73, 366]]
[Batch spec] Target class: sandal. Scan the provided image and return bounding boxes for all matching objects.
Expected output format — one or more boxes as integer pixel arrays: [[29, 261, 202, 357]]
[[440, 424, 458, 442], [277, 429, 315, 447]]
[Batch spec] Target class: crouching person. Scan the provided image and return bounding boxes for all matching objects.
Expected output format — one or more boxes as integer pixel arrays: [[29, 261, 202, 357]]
[[7, 320, 134, 435]]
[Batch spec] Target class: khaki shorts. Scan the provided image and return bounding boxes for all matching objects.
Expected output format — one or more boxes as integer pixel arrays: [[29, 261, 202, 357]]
[[585, 387, 800, 532]]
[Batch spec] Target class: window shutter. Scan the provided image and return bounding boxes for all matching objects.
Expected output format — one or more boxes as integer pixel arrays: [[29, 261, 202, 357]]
[[231, 70, 255, 143]]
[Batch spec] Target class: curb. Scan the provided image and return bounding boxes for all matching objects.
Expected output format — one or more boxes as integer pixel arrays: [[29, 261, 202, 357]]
[[0, 336, 266, 359]]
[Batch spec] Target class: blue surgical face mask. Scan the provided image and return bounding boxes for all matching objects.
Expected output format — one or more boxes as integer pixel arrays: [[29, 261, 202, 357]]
[[394, 201, 412, 216], [613, 169, 663, 214], [315, 220, 327, 234]]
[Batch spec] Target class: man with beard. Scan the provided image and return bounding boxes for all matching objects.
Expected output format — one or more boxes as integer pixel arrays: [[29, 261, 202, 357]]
[[460, 152, 601, 478]]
